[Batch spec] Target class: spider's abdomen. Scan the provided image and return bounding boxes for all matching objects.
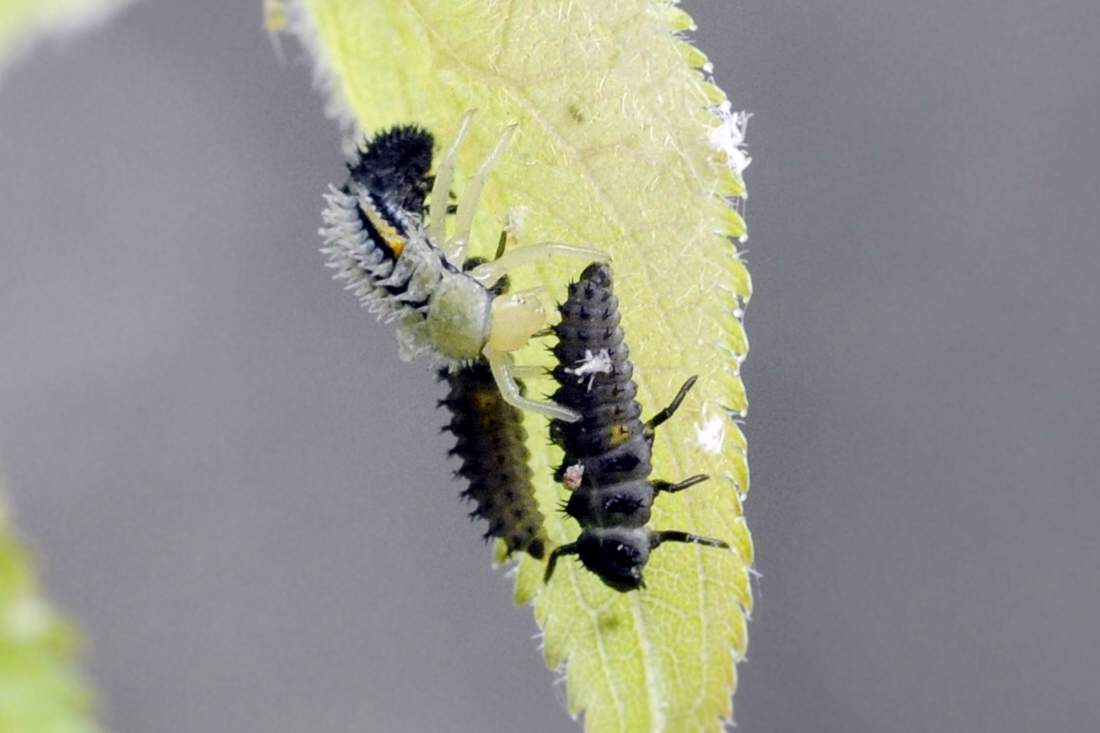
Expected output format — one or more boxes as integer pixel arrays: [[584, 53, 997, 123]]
[[441, 363, 547, 559], [424, 275, 493, 362]]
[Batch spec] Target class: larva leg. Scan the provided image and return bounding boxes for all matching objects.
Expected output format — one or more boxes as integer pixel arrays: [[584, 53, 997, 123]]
[[544, 542, 580, 582], [653, 474, 710, 494], [487, 350, 580, 423], [447, 124, 518, 264], [469, 243, 609, 288], [650, 530, 730, 550], [429, 109, 476, 247], [644, 376, 699, 441]]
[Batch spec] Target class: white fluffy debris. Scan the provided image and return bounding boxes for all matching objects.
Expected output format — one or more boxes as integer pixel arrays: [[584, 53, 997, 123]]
[[695, 413, 727, 455], [565, 348, 614, 391], [709, 102, 753, 176], [562, 463, 585, 491]]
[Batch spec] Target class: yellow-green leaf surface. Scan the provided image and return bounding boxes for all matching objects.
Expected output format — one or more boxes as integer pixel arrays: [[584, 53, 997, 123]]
[[0, 484, 101, 733], [0, 0, 132, 79], [286, 1, 753, 730]]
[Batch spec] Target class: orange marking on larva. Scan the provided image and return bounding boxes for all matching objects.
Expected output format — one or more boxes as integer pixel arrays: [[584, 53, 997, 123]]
[[385, 236, 405, 257], [360, 199, 408, 257], [609, 422, 631, 447]]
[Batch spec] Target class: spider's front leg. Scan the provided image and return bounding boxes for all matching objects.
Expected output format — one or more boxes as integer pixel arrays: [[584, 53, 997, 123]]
[[448, 125, 517, 264], [428, 110, 475, 246], [430, 111, 518, 265], [470, 242, 610, 288], [485, 350, 580, 423], [480, 288, 578, 422], [477, 244, 611, 421]]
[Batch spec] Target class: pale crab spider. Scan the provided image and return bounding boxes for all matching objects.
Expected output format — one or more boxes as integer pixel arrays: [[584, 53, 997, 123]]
[[320, 111, 607, 422]]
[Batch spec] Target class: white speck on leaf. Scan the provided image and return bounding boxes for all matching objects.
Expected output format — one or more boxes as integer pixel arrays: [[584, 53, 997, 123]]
[[709, 102, 752, 176], [696, 413, 727, 455]]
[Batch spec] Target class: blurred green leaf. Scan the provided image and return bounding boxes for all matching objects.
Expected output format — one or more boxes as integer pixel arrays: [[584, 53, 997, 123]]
[[0, 0, 133, 79], [0, 484, 102, 733]]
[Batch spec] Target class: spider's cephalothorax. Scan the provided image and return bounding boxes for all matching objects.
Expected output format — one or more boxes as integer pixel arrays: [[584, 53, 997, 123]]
[[543, 263, 729, 592], [320, 111, 606, 422], [440, 361, 547, 559]]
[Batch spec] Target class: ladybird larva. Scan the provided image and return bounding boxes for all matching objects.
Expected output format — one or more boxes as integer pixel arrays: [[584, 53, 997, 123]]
[[440, 361, 547, 559], [543, 263, 729, 592]]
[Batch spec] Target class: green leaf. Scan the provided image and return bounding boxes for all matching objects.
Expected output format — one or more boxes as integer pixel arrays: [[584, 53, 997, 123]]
[[0, 484, 102, 733], [0, 0, 133, 79], [284, 1, 753, 729]]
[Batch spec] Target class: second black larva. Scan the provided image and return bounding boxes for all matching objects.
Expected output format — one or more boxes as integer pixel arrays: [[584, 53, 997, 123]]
[[322, 116, 726, 592], [440, 362, 547, 560], [543, 263, 729, 592]]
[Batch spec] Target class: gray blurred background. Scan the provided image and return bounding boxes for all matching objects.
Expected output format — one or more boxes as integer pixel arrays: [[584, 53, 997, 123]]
[[1, 1, 1098, 731]]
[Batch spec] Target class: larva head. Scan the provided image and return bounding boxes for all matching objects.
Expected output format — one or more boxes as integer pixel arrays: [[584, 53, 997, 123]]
[[575, 527, 652, 592], [545, 525, 730, 592], [486, 290, 546, 354]]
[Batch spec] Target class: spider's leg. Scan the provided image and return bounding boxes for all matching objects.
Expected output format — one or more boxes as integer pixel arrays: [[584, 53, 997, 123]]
[[447, 124, 518, 264], [429, 109, 476, 246], [470, 243, 609, 288], [486, 350, 580, 422]]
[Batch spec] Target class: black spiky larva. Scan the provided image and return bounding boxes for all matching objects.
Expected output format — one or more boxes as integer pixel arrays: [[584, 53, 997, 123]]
[[440, 361, 548, 559], [438, 260, 548, 559], [543, 263, 730, 592], [319, 113, 607, 423]]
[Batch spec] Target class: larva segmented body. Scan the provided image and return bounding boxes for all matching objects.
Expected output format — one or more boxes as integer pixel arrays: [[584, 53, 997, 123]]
[[544, 263, 729, 592], [440, 362, 547, 559]]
